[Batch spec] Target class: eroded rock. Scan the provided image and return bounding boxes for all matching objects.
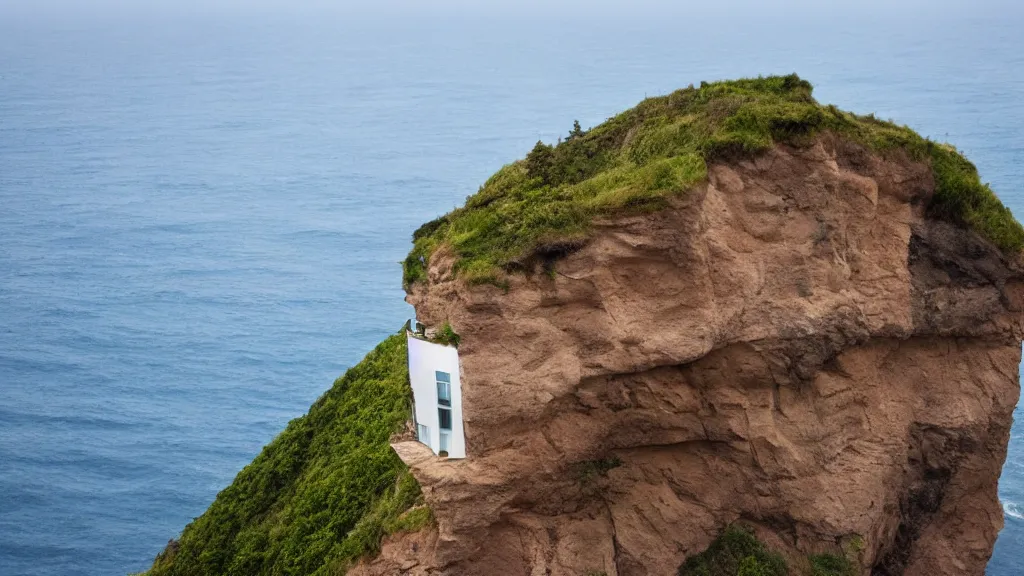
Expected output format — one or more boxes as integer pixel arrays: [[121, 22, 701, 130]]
[[355, 138, 1023, 576]]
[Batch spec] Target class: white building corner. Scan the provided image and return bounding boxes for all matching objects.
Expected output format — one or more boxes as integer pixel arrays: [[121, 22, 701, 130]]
[[406, 324, 466, 459]]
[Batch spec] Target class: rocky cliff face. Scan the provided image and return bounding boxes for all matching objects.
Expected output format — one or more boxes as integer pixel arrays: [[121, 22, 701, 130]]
[[355, 136, 1023, 576]]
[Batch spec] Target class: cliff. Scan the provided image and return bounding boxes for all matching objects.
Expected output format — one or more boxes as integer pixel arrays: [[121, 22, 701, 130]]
[[147, 76, 1024, 576]]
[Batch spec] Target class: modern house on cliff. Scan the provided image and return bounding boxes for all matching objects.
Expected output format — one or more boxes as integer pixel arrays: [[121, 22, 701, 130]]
[[406, 321, 466, 458]]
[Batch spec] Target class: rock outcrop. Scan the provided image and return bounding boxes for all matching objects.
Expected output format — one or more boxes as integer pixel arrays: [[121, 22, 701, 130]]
[[144, 76, 1023, 576], [355, 136, 1023, 576]]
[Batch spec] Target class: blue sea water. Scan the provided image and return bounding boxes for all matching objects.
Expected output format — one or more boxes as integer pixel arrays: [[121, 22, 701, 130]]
[[1, 3, 1023, 574]]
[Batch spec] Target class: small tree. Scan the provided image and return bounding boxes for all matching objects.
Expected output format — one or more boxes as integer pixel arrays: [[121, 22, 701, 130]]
[[568, 119, 584, 140], [525, 140, 554, 184]]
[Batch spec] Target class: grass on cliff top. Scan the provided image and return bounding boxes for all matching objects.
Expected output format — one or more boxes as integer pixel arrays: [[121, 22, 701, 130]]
[[147, 334, 425, 576], [404, 74, 1024, 289], [678, 525, 857, 576]]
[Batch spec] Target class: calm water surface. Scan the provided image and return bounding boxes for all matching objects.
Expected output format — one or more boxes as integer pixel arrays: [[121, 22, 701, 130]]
[[1, 5, 1022, 575]]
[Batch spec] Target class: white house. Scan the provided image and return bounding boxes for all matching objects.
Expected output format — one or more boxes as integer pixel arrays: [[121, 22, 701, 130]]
[[406, 325, 466, 458]]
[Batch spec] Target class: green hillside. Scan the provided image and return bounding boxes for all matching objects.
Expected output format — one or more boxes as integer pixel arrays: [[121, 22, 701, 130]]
[[147, 334, 426, 576]]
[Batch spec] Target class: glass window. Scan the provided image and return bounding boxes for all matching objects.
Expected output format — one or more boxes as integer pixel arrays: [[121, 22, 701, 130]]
[[438, 407, 452, 430], [436, 371, 451, 406], [417, 424, 429, 443], [439, 431, 450, 452]]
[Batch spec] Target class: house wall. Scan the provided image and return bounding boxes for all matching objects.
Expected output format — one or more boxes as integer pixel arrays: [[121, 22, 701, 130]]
[[406, 333, 466, 458]]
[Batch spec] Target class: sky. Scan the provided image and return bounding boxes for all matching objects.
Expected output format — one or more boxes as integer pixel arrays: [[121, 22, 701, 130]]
[[1, 0, 1019, 19]]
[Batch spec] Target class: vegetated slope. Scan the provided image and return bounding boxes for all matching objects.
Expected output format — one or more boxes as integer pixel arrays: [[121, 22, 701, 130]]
[[148, 334, 428, 576], [404, 74, 1023, 289]]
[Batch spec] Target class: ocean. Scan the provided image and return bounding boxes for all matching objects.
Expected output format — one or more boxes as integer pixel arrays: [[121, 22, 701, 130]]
[[1, 3, 1022, 574]]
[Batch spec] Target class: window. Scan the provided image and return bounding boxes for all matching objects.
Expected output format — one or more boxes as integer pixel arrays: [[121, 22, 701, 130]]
[[439, 431, 450, 453], [436, 371, 453, 434], [417, 424, 429, 443], [437, 382, 451, 406], [436, 371, 451, 406]]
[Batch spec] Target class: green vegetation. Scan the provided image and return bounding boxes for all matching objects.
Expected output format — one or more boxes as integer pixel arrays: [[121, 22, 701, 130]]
[[841, 534, 864, 557], [677, 526, 862, 576], [404, 74, 1024, 289], [148, 334, 425, 576], [808, 554, 856, 576], [430, 322, 461, 348], [678, 526, 787, 576], [383, 505, 433, 535], [573, 455, 622, 483], [840, 114, 1024, 252], [924, 142, 1024, 251]]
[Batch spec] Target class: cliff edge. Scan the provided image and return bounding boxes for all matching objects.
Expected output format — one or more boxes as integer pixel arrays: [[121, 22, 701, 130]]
[[366, 77, 1024, 575], [148, 75, 1024, 576]]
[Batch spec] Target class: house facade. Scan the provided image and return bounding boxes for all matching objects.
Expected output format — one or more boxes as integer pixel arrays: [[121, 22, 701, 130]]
[[406, 328, 466, 458]]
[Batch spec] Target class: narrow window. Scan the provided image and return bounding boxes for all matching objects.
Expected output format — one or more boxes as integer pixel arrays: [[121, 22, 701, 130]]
[[436, 371, 451, 407], [417, 424, 429, 443], [436, 371, 453, 433]]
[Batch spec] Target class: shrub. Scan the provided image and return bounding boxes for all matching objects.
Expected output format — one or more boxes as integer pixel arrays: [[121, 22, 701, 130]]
[[737, 555, 778, 576], [677, 525, 787, 576], [678, 525, 864, 576], [431, 322, 461, 348], [809, 553, 856, 576]]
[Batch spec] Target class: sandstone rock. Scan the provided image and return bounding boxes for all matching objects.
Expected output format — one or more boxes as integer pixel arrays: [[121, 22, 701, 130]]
[[356, 138, 1023, 576]]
